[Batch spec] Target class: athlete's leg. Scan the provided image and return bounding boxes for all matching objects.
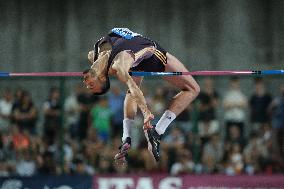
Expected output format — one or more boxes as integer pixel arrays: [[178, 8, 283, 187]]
[[155, 53, 200, 135], [112, 49, 155, 129], [122, 76, 143, 140], [145, 53, 200, 162], [114, 77, 143, 162], [164, 53, 200, 114]]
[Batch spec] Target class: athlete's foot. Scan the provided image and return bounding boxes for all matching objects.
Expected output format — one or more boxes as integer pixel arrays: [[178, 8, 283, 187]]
[[114, 137, 131, 165], [144, 126, 161, 162]]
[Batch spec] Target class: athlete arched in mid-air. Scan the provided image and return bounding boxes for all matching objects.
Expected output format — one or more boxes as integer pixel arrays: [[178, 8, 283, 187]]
[[83, 28, 200, 162]]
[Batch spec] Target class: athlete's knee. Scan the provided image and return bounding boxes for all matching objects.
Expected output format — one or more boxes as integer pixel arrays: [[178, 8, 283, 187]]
[[125, 114, 136, 120], [193, 83, 200, 95], [124, 108, 137, 120], [183, 81, 200, 97]]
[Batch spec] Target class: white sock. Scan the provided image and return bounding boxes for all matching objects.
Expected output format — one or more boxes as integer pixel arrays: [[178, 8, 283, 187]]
[[122, 118, 135, 141], [155, 110, 177, 135]]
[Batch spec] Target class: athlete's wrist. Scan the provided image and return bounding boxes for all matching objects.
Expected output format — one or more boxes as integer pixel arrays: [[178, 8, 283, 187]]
[[142, 108, 152, 117]]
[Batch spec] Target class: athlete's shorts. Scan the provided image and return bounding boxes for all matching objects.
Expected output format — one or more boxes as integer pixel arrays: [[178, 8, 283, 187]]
[[130, 42, 167, 72]]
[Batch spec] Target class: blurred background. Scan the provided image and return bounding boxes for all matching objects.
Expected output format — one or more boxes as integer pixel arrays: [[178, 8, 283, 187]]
[[0, 0, 284, 179]]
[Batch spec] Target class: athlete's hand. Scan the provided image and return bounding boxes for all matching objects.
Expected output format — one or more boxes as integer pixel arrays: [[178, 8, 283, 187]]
[[143, 111, 154, 130]]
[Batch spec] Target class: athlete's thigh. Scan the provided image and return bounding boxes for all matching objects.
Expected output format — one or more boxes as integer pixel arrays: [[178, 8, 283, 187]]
[[163, 53, 199, 90], [114, 47, 155, 70], [113, 50, 135, 72]]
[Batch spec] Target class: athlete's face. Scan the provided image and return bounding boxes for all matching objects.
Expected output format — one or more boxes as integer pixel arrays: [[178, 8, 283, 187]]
[[83, 72, 104, 93]]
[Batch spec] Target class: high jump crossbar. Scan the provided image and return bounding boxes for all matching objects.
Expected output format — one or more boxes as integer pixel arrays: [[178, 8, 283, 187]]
[[0, 70, 284, 77]]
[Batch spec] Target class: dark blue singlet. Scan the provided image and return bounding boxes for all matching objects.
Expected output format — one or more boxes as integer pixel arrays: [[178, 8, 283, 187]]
[[94, 28, 167, 73]]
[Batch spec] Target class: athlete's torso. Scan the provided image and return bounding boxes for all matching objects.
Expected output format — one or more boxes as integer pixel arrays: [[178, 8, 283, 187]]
[[94, 28, 167, 73]]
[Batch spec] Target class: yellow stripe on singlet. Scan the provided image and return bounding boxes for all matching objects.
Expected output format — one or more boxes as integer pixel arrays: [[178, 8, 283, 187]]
[[155, 50, 166, 62], [154, 50, 167, 65]]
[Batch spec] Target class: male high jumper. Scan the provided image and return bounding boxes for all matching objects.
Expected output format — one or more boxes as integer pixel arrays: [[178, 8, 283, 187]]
[[83, 28, 200, 162]]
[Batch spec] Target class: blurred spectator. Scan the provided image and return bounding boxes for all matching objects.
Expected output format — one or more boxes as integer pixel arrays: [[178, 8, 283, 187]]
[[202, 133, 223, 173], [170, 148, 194, 175], [270, 84, 284, 158], [151, 87, 166, 118], [249, 78, 272, 133], [0, 89, 13, 133], [77, 88, 98, 140], [225, 143, 244, 175], [223, 125, 246, 167], [175, 106, 192, 133], [43, 87, 61, 144], [257, 124, 283, 173], [225, 125, 246, 149], [243, 132, 267, 175], [11, 88, 24, 118], [56, 137, 75, 174], [0, 163, 9, 177], [135, 139, 157, 172], [64, 84, 81, 138], [0, 80, 283, 176], [163, 127, 186, 147], [13, 91, 37, 135], [0, 132, 10, 176], [0, 132, 5, 161], [184, 132, 202, 166], [71, 155, 95, 175], [0, 130, 16, 170], [90, 97, 112, 143], [15, 149, 36, 176], [197, 78, 220, 144], [162, 127, 185, 172], [11, 125, 30, 151], [28, 135, 43, 160], [96, 150, 115, 174], [37, 151, 56, 175], [82, 127, 104, 168], [108, 86, 124, 138], [223, 77, 248, 139]]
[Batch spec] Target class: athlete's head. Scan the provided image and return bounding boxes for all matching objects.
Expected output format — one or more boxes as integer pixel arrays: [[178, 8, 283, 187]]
[[83, 69, 110, 95]]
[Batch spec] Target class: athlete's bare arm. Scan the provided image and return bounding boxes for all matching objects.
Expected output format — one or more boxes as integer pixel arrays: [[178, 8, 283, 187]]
[[88, 42, 112, 64], [89, 50, 111, 76], [111, 49, 155, 129]]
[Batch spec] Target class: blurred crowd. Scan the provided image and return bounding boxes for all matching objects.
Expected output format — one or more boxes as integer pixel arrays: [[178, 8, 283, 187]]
[[0, 77, 283, 177]]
